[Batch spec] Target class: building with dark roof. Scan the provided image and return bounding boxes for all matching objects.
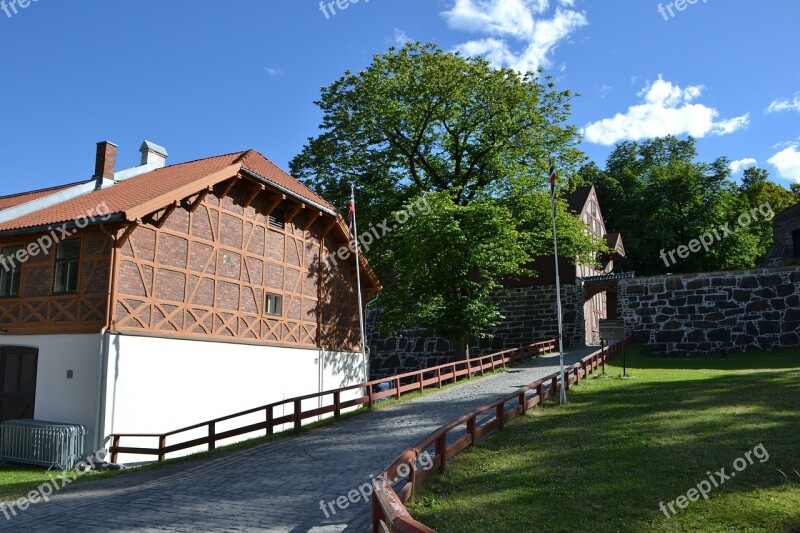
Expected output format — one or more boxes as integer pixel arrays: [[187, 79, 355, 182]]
[[506, 186, 627, 344]]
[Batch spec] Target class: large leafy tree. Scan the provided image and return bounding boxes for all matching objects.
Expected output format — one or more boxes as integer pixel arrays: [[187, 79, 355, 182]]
[[291, 42, 601, 357], [590, 137, 797, 274], [290, 42, 585, 224]]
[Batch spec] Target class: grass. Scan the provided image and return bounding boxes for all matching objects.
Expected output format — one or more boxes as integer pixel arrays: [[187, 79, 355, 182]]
[[0, 365, 510, 502], [407, 347, 800, 533]]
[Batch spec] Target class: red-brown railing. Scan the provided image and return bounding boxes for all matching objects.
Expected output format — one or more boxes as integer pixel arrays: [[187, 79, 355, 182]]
[[109, 340, 557, 463], [371, 338, 633, 533]]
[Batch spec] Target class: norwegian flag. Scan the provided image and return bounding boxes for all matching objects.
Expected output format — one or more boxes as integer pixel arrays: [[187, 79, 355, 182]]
[[348, 185, 356, 236], [549, 159, 558, 195]]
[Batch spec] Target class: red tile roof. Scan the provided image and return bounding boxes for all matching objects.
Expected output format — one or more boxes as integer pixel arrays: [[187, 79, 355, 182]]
[[0, 150, 335, 233]]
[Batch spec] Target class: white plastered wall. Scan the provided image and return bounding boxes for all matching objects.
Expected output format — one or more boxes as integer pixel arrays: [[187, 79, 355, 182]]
[[0, 333, 104, 453], [103, 333, 366, 463]]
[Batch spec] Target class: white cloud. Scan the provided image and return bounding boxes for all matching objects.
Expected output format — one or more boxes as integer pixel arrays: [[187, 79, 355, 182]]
[[264, 67, 282, 76], [768, 145, 800, 182], [441, 0, 588, 73], [393, 28, 411, 45], [729, 158, 757, 174], [582, 76, 750, 145], [765, 93, 800, 113]]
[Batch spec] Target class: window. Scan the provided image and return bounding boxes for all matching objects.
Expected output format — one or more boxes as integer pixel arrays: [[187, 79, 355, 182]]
[[53, 240, 81, 294], [268, 208, 285, 230], [265, 293, 283, 316], [0, 246, 22, 297]]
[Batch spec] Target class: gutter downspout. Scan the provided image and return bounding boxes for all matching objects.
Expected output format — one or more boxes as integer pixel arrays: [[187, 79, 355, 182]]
[[95, 222, 119, 455]]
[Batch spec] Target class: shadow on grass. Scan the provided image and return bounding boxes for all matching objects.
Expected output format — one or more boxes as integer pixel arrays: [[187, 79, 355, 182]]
[[627, 345, 800, 371], [409, 351, 800, 532]]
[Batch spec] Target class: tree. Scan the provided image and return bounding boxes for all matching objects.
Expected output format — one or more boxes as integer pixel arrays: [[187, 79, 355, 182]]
[[290, 42, 585, 226], [791, 182, 800, 202], [594, 138, 798, 274], [378, 193, 530, 357], [737, 167, 798, 263], [291, 42, 601, 357], [596, 137, 737, 274]]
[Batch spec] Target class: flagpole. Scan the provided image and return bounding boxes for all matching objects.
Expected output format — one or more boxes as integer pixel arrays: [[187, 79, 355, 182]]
[[350, 183, 369, 383], [550, 161, 567, 404]]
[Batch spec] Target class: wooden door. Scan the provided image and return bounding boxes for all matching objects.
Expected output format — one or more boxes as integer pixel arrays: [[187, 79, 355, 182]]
[[0, 346, 38, 421]]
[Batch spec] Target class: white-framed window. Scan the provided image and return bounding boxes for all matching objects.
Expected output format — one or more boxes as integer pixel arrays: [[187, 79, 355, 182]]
[[265, 293, 283, 317], [0, 246, 23, 297]]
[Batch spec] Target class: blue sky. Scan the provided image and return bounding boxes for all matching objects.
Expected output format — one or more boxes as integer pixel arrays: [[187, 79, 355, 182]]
[[1, 0, 798, 197]]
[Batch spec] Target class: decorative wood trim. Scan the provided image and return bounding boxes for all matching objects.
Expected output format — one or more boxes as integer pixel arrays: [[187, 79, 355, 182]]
[[242, 183, 265, 210], [156, 201, 180, 229], [285, 203, 304, 226], [303, 211, 322, 232], [117, 221, 140, 248], [188, 187, 212, 213]]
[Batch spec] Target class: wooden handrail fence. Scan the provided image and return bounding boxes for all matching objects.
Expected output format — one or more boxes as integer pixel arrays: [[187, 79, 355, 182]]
[[371, 338, 633, 533], [109, 340, 557, 463]]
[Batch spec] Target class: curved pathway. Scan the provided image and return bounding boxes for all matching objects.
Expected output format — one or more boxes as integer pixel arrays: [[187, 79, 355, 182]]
[[1, 347, 598, 532]]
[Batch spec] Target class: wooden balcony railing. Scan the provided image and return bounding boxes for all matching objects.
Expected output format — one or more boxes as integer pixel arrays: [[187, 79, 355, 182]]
[[109, 339, 557, 463]]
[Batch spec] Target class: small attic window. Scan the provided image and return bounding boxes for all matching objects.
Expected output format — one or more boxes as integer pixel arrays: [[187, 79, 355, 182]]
[[269, 208, 285, 230]]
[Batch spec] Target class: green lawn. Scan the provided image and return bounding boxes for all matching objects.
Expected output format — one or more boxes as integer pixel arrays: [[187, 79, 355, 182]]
[[407, 347, 800, 532]]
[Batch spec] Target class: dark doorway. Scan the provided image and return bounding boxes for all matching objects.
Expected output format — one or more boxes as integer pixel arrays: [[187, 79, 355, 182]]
[[793, 229, 800, 258], [0, 346, 38, 421]]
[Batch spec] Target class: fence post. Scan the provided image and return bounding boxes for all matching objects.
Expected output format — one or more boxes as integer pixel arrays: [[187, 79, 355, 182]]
[[551, 376, 558, 398], [372, 490, 382, 533], [536, 382, 544, 404], [111, 435, 120, 464], [334, 391, 341, 421], [266, 405, 274, 435], [395, 377, 401, 400], [436, 434, 447, 474], [468, 415, 477, 446], [436, 367, 442, 389], [368, 385, 374, 410], [294, 399, 302, 431], [209, 422, 216, 451], [564, 370, 571, 390], [497, 403, 505, 431], [158, 435, 166, 462], [519, 391, 527, 414]]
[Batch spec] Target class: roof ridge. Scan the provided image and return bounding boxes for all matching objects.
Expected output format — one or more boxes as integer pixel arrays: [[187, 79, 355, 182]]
[[233, 149, 259, 165], [163, 149, 246, 169], [0, 179, 89, 200]]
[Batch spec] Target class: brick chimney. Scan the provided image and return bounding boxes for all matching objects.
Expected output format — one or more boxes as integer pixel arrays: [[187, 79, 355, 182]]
[[94, 141, 117, 180]]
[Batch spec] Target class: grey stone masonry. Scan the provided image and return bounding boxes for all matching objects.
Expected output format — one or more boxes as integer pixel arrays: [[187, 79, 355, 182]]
[[368, 284, 584, 379], [618, 266, 800, 355]]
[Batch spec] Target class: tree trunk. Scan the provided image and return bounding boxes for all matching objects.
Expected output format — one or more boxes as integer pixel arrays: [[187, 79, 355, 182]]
[[453, 336, 469, 361]]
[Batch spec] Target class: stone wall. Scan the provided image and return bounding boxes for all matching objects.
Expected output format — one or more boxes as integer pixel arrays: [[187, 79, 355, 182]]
[[367, 284, 584, 379], [619, 267, 800, 355]]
